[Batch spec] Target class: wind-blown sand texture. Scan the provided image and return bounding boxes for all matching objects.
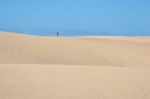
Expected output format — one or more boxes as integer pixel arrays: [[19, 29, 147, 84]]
[[0, 32, 150, 99]]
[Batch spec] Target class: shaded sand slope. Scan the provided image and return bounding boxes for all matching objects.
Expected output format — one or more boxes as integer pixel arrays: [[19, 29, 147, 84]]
[[0, 32, 150, 66], [0, 64, 150, 99]]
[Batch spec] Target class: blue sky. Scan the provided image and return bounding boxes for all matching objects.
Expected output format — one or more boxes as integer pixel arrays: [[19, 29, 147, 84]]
[[0, 0, 150, 36]]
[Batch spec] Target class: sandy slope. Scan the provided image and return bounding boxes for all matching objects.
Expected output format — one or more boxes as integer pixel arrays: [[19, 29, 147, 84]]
[[0, 64, 150, 99], [0, 32, 150, 66], [0, 32, 150, 99]]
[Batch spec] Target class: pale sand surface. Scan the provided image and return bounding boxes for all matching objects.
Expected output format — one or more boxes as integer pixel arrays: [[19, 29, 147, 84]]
[[0, 32, 150, 99], [0, 32, 150, 66], [0, 64, 150, 99]]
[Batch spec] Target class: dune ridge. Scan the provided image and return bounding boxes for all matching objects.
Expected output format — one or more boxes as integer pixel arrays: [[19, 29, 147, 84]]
[[0, 32, 150, 66], [0, 32, 150, 99]]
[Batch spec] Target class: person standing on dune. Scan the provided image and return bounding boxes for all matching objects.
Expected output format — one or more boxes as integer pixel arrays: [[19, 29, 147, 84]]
[[57, 32, 59, 37]]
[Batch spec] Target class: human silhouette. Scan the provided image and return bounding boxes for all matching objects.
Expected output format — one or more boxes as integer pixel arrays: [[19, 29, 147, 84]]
[[57, 32, 59, 37]]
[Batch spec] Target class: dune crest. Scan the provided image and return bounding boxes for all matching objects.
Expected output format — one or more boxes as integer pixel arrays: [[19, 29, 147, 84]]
[[0, 32, 150, 66]]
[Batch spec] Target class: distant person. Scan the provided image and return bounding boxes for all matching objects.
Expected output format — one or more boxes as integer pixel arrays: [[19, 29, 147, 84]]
[[57, 32, 59, 37]]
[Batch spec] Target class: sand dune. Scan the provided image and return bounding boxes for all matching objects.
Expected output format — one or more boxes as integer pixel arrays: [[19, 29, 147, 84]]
[[0, 64, 150, 99], [0, 32, 150, 66], [0, 32, 150, 99]]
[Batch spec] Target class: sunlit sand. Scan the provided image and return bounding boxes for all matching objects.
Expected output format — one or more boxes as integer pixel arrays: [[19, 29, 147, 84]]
[[0, 32, 150, 99]]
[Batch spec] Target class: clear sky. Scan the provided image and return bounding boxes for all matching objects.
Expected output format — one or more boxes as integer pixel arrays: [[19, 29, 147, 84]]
[[0, 0, 150, 36]]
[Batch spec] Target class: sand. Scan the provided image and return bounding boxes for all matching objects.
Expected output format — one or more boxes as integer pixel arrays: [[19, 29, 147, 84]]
[[0, 32, 150, 99]]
